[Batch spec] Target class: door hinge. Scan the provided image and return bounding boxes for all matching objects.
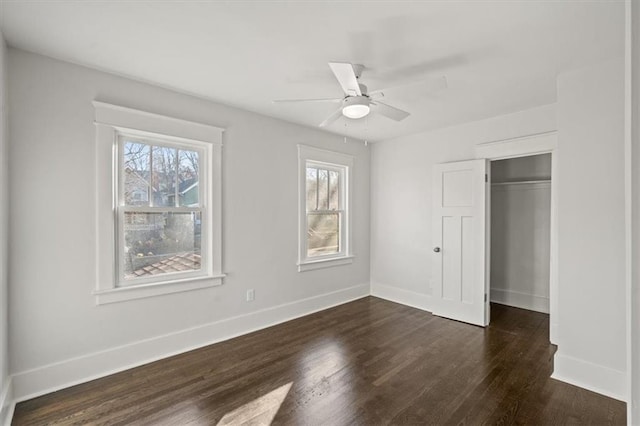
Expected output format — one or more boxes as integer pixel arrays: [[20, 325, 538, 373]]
[[485, 174, 488, 182], [484, 293, 488, 302]]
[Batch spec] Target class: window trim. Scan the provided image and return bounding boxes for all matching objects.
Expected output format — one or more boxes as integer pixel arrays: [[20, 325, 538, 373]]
[[297, 144, 354, 272], [93, 101, 224, 304]]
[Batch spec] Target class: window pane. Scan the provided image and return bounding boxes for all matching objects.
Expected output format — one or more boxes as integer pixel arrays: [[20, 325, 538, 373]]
[[123, 211, 202, 281], [329, 170, 340, 210], [317, 169, 329, 210], [306, 167, 318, 211], [307, 213, 339, 257], [178, 149, 200, 207], [152, 146, 178, 207], [123, 141, 151, 206]]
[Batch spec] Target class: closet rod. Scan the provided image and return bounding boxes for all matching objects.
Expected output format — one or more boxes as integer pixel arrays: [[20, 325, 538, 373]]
[[491, 179, 551, 186]]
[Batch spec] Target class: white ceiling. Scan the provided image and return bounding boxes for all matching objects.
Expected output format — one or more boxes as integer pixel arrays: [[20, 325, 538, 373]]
[[0, 0, 625, 142]]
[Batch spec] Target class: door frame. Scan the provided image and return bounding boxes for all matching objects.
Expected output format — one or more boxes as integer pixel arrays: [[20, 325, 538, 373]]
[[475, 131, 559, 344]]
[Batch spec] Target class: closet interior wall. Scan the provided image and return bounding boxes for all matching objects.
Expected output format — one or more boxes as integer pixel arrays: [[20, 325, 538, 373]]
[[490, 154, 552, 314]]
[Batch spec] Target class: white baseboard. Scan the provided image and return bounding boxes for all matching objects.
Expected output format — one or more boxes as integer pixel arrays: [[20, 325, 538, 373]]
[[550, 322, 558, 346], [11, 283, 370, 403], [552, 352, 627, 402], [0, 377, 14, 426], [490, 288, 549, 314], [370, 282, 432, 312]]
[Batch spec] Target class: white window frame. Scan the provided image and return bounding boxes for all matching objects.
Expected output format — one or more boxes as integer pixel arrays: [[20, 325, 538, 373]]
[[93, 101, 224, 304], [297, 144, 354, 272]]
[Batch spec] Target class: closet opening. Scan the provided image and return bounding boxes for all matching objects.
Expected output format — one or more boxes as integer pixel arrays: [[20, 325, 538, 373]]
[[489, 153, 552, 339]]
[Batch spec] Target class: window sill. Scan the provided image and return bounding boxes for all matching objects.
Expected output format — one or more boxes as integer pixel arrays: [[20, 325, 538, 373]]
[[94, 274, 225, 305], [297, 255, 354, 272]]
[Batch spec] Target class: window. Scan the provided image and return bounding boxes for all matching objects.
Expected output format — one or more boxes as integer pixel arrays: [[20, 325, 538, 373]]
[[305, 164, 342, 257], [298, 145, 354, 272], [94, 102, 224, 304], [118, 137, 205, 285]]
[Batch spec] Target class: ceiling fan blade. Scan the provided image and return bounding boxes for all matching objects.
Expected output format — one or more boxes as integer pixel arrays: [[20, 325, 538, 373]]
[[371, 101, 410, 121], [319, 107, 344, 127], [273, 98, 342, 104], [328, 62, 362, 97]]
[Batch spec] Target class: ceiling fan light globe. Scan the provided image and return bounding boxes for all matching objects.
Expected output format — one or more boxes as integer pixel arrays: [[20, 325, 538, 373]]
[[342, 104, 370, 119]]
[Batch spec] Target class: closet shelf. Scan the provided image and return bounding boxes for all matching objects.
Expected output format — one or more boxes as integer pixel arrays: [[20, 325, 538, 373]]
[[491, 179, 551, 186]]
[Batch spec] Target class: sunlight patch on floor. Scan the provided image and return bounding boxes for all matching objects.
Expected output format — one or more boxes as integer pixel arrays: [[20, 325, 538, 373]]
[[217, 382, 293, 425]]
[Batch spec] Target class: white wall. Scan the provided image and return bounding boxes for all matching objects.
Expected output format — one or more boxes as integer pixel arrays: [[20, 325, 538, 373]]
[[7, 49, 370, 400], [0, 31, 12, 425], [370, 103, 557, 308], [631, 0, 640, 421], [490, 155, 551, 314], [552, 57, 627, 400], [629, 1, 640, 421]]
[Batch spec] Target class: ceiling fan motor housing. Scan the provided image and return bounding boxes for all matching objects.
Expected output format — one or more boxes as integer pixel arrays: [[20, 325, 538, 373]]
[[342, 96, 371, 119]]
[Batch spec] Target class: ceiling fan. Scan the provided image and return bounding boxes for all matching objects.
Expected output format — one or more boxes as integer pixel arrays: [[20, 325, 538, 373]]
[[273, 62, 446, 127]]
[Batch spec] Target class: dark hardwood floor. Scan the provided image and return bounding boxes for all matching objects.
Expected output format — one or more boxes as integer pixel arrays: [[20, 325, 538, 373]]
[[13, 297, 626, 425]]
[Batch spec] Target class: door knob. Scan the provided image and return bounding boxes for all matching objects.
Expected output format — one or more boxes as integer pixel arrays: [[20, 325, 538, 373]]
[[433, 247, 441, 253]]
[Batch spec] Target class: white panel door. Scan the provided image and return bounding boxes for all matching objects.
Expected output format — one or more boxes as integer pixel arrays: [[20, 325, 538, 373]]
[[432, 159, 489, 326]]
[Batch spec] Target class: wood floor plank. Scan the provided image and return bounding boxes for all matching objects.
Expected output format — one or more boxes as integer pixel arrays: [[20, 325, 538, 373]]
[[12, 297, 626, 425]]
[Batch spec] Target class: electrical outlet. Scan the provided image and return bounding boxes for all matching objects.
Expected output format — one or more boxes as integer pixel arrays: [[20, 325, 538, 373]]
[[246, 289, 255, 302]]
